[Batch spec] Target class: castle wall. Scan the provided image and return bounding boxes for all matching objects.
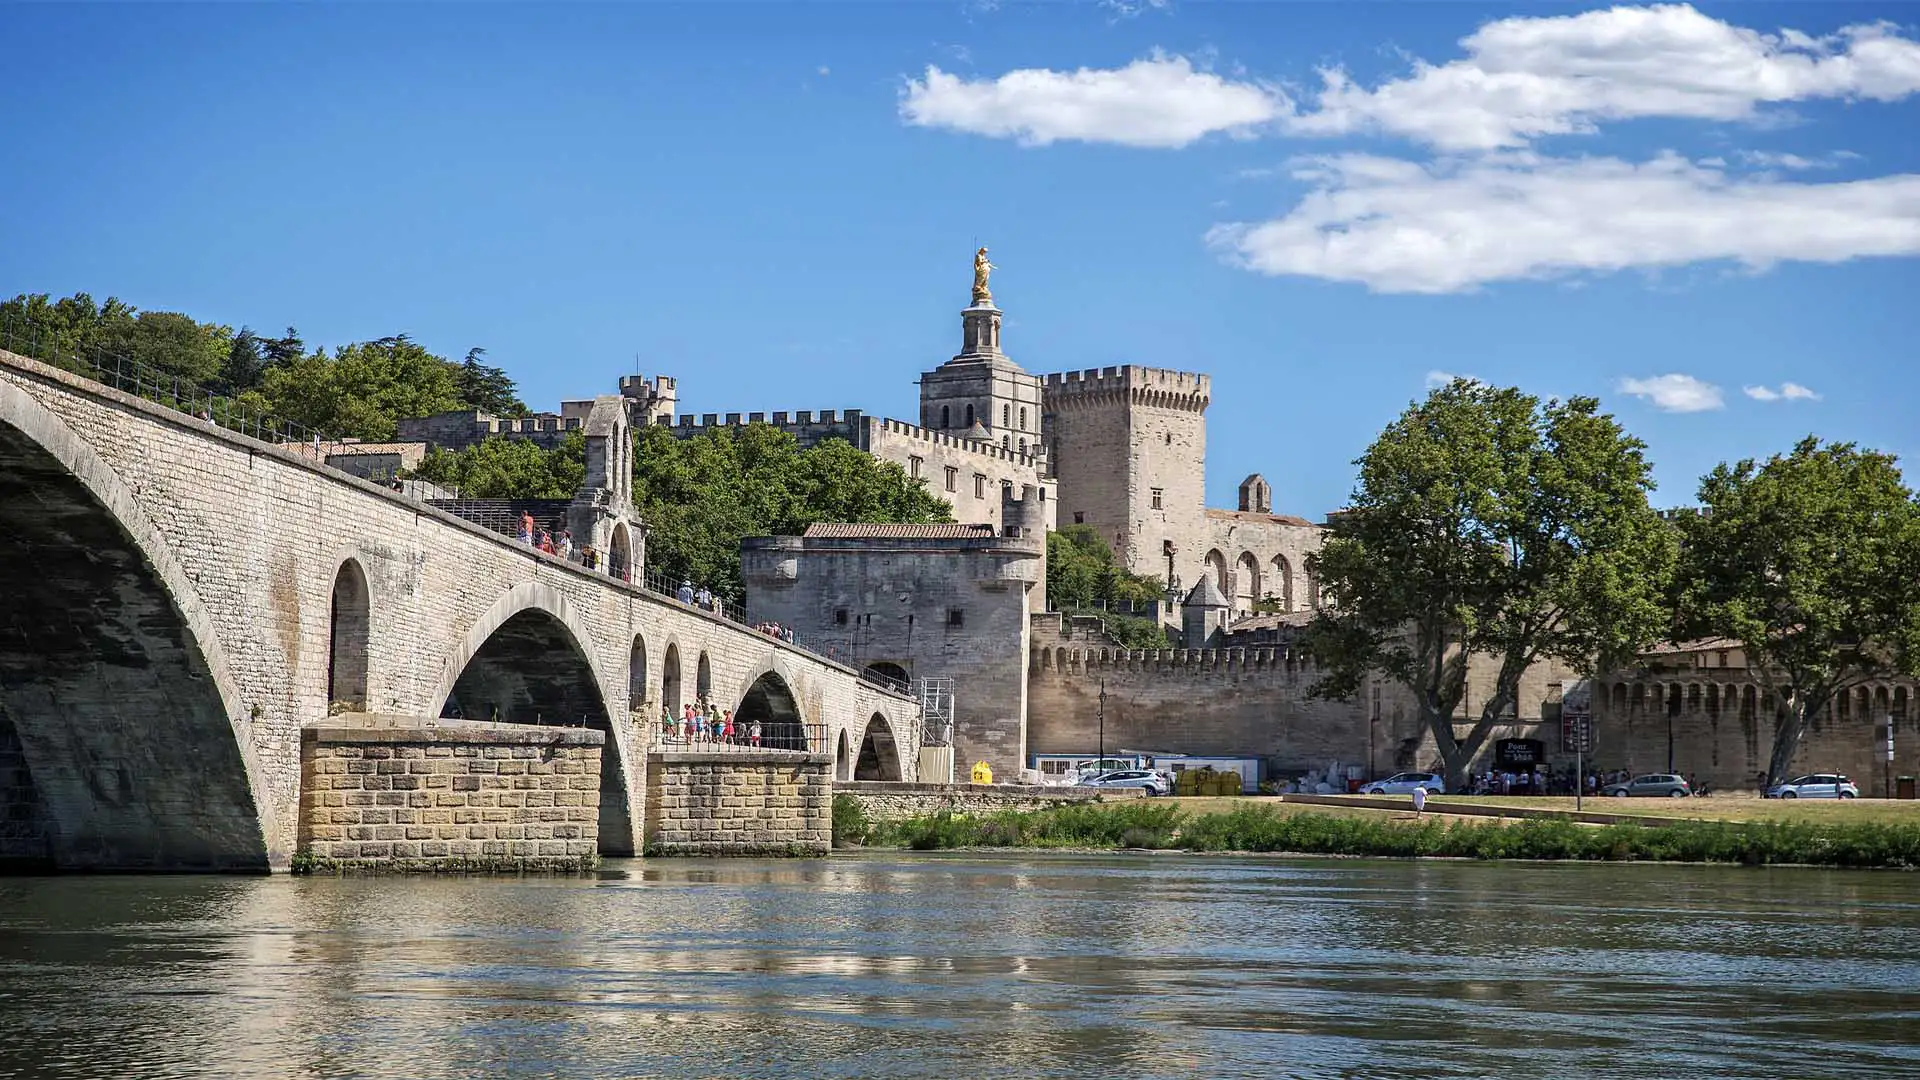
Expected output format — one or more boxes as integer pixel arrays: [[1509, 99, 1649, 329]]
[[1203, 512, 1325, 614], [1592, 677, 1917, 792], [742, 518, 1044, 780], [1027, 614, 1579, 780], [869, 420, 1054, 532], [396, 411, 582, 453], [1044, 366, 1210, 584]]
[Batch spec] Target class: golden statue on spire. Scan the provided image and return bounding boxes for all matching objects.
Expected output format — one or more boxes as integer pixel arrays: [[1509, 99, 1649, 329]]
[[972, 246, 996, 304]]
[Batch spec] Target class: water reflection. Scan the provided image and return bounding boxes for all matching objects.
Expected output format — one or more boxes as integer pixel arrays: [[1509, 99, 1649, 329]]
[[0, 857, 1915, 1078]]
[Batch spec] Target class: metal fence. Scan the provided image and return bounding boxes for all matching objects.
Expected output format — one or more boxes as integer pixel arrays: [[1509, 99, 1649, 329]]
[[0, 312, 362, 459], [644, 719, 827, 755]]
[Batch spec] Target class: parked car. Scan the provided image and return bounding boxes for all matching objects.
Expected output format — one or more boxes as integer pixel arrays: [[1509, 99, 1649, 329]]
[[1603, 773, 1691, 798], [1766, 774, 1859, 799], [1359, 772, 1447, 795], [1080, 770, 1171, 796]]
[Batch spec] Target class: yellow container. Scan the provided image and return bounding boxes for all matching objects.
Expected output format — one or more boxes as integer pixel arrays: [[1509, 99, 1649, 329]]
[[970, 761, 994, 785]]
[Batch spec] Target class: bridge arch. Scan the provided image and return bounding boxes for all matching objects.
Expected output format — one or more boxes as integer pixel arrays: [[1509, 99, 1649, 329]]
[[432, 582, 637, 856], [734, 663, 808, 750], [835, 730, 853, 781], [855, 714, 903, 781], [0, 378, 276, 870], [328, 559, 371, 712]]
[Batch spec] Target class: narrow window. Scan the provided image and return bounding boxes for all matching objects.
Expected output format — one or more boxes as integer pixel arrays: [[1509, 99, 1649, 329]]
[[941, 405, 950, 428], [966, 404, 975, 427], [909, 455, 923, 479], [1074, 511, 1085, 525], [974, 474, 986, 498], [1002, 404, 1009, 427], [1018, 438, 1027, 454], [1038, 488, 1046, 502], [834, 609, 848, 625], [1165, 432, 1172, 445], [945, 466, 957, 492], [1002, 435, 1009, 450], [947, 608, 965, 628], [1019, 406, 1027, 430], [1151, 487, 1163, 510]]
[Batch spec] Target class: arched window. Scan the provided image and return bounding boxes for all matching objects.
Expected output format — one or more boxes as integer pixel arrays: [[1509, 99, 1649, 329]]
[[1019, 406, 1027, 430], [941, 405, 950, 428], [696, 652, 713, 704], [1002, 435, 1009, 450], [1002, 404, 1009, 427], [628, 636, 648, 713]]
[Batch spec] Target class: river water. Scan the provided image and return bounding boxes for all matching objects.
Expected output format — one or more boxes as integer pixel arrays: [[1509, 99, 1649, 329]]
[[0, 854, 1914, 1079]]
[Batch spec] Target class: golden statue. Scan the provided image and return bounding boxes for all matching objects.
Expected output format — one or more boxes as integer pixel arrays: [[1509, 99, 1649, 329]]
[[972, 246, 996, 303]]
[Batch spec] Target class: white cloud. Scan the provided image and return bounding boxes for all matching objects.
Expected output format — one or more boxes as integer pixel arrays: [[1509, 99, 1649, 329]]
[[899, 54, 1285, 148], [1425, 370, 1481, 388], [1745, 381, 1822, 401], [817, 65, 831, 77], [1618, 374, 1724, 412], [1206, 152, 1920, 293], [1735, 149, 1861, 170], [1101, 0, 1172, 17], [1286, 5, 1920, 151]]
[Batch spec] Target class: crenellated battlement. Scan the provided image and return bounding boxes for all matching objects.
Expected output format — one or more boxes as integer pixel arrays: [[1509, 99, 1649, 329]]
[[1043, 365, 1210, 413], [877, 417, 1044, 467], [655, 409, 872, 450], [1030, 643, 1318, 675]]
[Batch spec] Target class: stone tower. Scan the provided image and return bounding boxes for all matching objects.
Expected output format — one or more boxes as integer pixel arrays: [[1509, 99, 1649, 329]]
[[618, 374, 677, 428], [918, 258, 1047, 461], [1238, 473, 1272, 514], [1042, 365, 1211, 583], [1181, 575, 1231, 648]]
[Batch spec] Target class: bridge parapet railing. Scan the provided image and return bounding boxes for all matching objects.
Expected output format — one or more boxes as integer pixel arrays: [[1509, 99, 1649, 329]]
[[643, 720, 829, 756]]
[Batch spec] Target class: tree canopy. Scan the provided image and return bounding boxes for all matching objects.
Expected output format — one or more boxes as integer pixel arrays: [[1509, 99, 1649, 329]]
[[3, 292, 527, 442], [1673, 437, 1920, 785], [1303, 379, 1676, 789], [410, 431, 587, 500], [1046, 525, 1172, 648]]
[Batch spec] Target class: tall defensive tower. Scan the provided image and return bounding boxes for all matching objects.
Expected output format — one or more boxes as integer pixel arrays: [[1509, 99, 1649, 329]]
[[1042, 365, 1210, 586]]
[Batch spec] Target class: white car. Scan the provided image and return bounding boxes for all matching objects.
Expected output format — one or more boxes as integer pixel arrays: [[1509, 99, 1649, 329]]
[[1360, 772, 1446, 795], [1767, 774, 1860, 799], [1080, 770, 1171, 796]]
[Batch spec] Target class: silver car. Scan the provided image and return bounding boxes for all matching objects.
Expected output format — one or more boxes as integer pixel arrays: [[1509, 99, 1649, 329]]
[[1603, 773, 1691, 798], [1360, 772, 1447, 795], [1767, 774, 1860, 799], [1081, 770, 1171, 796]]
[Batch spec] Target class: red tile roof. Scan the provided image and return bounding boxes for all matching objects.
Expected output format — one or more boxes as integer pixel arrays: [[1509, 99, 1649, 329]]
[[802, 523, 997, 539]]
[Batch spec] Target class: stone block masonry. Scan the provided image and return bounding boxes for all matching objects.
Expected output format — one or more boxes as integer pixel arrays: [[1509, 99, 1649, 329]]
[[298, 722, 603, 872], [646, 752, 832, 856]]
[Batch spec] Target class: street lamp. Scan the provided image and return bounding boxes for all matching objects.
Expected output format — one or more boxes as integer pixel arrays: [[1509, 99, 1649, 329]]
[[1098, 678, 1107, 772]]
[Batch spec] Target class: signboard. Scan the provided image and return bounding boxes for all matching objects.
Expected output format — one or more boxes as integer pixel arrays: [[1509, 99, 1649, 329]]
[[1561, 679, 1594, 754], [1495, 738, 1545, 768]]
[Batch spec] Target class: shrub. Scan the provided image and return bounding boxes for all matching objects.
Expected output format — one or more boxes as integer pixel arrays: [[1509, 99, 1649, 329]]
[[831, 794, 871, 848]]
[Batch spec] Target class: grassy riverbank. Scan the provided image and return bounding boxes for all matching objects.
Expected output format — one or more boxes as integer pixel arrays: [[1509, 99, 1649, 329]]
[[833, 796, 1920, 868]]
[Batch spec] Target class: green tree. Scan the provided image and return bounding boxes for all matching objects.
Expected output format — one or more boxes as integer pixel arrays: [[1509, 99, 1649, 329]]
[[219, 328, 266, 393], [1674, 437, 1920, 787], [455, 347, 528, 416], [1303, 379, 1676, 790], [631, 424, 951, 606], [1047, 525, 1165, 608], [411, 431, 586, 498], [256, 334, 464, 440]]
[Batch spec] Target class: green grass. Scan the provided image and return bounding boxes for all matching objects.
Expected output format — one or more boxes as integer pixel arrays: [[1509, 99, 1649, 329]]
[[1424, 794, 1920, 825], [839, 795, 1920, 868]]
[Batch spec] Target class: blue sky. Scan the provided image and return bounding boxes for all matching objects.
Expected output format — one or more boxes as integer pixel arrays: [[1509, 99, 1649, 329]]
[[3, 2, 1916, 518]]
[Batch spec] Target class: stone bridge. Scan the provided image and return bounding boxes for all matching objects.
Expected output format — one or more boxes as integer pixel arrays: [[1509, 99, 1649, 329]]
[[0, 350, 920, 871]]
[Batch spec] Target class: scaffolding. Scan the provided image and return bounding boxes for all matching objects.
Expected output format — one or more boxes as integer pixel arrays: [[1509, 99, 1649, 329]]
[[917, 677, 954, 747]]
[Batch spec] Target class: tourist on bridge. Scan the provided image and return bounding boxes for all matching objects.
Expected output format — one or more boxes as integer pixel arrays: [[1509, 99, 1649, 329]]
[[721, 710, 735, 745], [748, 720, 762, 748], [517, 511, 535, 545], [695, 585, 714, 611], [677, 580, 695, 605], [557, 529, 573, 560]]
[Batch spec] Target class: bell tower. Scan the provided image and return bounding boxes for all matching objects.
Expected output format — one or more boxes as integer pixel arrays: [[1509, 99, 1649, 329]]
[[918, 247, 1045, 460]]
